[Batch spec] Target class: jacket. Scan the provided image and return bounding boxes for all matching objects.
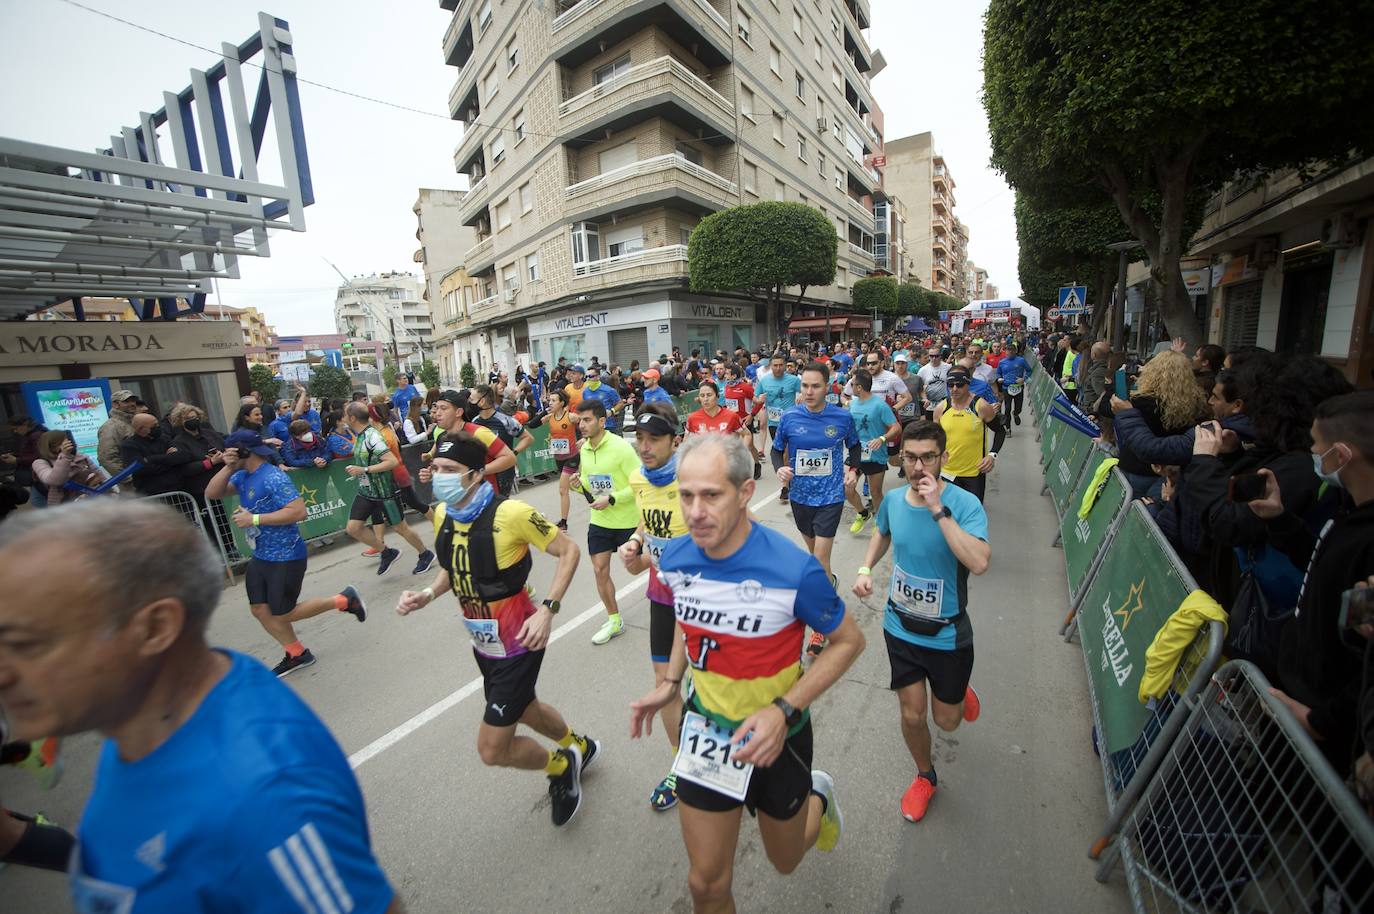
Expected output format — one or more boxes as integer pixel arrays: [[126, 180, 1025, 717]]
[[1139, 590, 1228, 703], [1114, 410, 1256, 473], [117, 431, 183, 495], [280, 434, 331, 468], [1112, 396, 1197, 477], [32, 453, 108, 505], [168, 427, 227, 499], [96, 410, 134, 475], [1081, 358, 1111, 407]]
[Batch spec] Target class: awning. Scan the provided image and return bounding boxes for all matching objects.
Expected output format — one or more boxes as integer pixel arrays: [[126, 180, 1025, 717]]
[[787, 315, 872, 332]]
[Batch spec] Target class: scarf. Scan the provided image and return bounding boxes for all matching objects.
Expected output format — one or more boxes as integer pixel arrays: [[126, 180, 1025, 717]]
[[643, 453, 678, 488], [447, 481, 495, 523]]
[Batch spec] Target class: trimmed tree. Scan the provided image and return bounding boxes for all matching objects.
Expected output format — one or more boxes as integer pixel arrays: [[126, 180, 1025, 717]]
[[248, 363, 280, 402], [688, 201, 838, 339], [418, 360, 441, 390], [307, 364, 352, 401], [382, 362, 399, 391], [460, 362, 477, 389], [984, 0, 1374, 348], [852, 276, 900, 317]]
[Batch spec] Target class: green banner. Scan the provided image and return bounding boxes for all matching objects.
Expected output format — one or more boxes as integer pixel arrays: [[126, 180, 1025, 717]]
[[517, 424, 558, 478], [1077, 505, 1195, 754], [1039, 405, 1068, 470], [1060, 451, 1130, 600], [1044, 423, 1097, 519], [220, 460, 360, 558]]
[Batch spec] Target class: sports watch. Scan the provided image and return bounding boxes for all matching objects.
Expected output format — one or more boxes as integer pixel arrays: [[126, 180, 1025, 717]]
[[772, 697, 803, 728], [542, 598, 561, 615], [934, 505, 953, 520]]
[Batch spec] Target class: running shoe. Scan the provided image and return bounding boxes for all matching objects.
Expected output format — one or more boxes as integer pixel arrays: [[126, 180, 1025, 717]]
[[650, 772, 678, 811], [412, 549, 436, 575], [547, 744, 584, 827], [578, 733, 602, 773], [779, 486, 789, 505], [806, 630, 827, 657], [376, 547, 401, 576], [901, 774, 936, 822], [591, 615, 624, 645], [1014, 413, 1022, 426], [340, 585, 366, 622], [361, 546, 381, 557], [17, 738, 62, 790], [556, 519, 568, 531], [812, 770, 843, 851], [963, 684, 981, 723], [272, 650, 317, 678], [753, 461, 763, 480], [849, 510, 870, 534]]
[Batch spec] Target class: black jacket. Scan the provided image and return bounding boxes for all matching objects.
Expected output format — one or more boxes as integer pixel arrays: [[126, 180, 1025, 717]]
[[167, 426, 227, 499], [1114, 396, 1197, 477], [118, 431, 183, 495]]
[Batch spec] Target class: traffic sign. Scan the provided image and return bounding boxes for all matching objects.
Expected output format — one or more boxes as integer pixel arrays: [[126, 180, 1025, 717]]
[[1058, 285, 1088, 312]]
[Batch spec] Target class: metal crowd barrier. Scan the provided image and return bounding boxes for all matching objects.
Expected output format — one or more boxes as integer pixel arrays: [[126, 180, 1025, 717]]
[[141, 489, 236, 583]]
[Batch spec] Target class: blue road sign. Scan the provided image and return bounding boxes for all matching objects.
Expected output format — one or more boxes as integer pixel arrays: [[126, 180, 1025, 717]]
[[1058, 286, 1088, 312]]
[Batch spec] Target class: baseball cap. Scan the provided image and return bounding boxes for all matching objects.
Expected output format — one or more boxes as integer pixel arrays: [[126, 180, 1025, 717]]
[[634, 410, 679, 437], [893, 352, 910, 363], [642, 368, 661, 380], [112, 389, 137, 402], [224, 429, 278, 457], [570, 363, 586, 373], [436, 389, 468, 407]]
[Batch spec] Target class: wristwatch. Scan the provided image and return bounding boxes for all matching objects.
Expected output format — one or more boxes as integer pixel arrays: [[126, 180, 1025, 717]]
[[933, 505, 953, 520], [607, 495, 616, 506], [988, 451, 999, 459], [542, 598, 561, 615], [772, 697, 803, 728]]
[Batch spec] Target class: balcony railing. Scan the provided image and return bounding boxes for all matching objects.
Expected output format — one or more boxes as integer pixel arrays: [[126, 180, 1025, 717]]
[[464, 235, 494, 269], [470, 293, 498, 313], [846, 195, 874, 226], [458, 178, 489, 225], [560, 56, 732, 122], [442, 3, 473, 65], [565, 153, 736, 200], [572, 243, 689, 278], [848, 242, 875, 260], [554, 0, 727, 35]]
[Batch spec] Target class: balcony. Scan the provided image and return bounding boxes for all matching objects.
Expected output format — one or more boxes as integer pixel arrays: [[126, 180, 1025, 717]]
[[848, 242, 875, 261], [443, 9, 474, 68], [469, 293, 499, 318], [551, 0, 731, 70], [458, 180, 489, 226], [570, 243, 689, 292], [564, 153, 736, 222], [464, 235, 495, 274], [559, 56, 734, 147], [846, 195, 874, 227], [439, 0, 459, 10]]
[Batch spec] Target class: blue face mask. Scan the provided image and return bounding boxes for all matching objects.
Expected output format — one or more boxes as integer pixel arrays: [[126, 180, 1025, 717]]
[[1312, 446, 1347, 489], [431, 470, 474, 506]]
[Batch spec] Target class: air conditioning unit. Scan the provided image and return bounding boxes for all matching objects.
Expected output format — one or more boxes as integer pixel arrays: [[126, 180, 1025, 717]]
[[503, 289, 517, 303], [816, 117, 828, 132], [1322, 212, 1362, 250]]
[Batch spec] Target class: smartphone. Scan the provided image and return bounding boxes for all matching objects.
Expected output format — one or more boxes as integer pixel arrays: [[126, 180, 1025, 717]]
[[1228, 472, 1267, 503], [1114, 367, 1130, 400], [1339, 588, 1374, 630]]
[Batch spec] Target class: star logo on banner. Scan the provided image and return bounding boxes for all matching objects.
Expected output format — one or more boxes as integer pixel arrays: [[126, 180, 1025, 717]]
[[297, 483, 320, 507], [1114, 580, 1145, 630]]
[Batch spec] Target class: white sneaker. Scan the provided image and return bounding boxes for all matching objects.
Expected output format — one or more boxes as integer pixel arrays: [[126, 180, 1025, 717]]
[[812, 770, 843, 851], [591, 615, 624, 645]]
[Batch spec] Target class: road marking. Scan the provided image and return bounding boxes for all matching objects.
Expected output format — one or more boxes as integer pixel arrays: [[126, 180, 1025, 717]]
[[348, 486, 781, 769]]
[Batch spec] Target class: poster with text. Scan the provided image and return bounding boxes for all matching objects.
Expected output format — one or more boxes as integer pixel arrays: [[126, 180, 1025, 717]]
[[22, 379, 112, 459]]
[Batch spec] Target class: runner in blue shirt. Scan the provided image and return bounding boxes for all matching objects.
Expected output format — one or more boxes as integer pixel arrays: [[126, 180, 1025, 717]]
[[579, 365, 626, 433], [853, 419, 988, 826], [994, 344, 1031, 430], [844, 369, 901, 535], [770, 361, 860, 656], [206, 429, 366, 677], [755, 354, 803, 502]]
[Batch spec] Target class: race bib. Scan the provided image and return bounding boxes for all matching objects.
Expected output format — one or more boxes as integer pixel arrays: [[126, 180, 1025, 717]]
[[889, 566, 944, 619], [244, 526, 259, 552], [767, 406, 782, 424], [1007, 383, 1023, 396], [551, 437, 571, 456], [71, 873, 136, 914], [463, 617, 506, 657], [587, 474, 614, 496], [672, 711, 754, 801], [795, 448, 833, 477], [899, 400, 916, 418], [826, 392, 839, 405], [724, 397, 740, 412]]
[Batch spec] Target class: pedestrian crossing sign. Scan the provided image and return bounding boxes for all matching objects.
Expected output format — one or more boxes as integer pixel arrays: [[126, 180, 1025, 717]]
[[1058, 286, 1088, 312]]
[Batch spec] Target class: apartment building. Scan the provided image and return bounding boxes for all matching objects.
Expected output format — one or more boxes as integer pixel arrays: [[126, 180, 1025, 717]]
[[438, 0, 889, 366], [415, 189, 481, 383], [332, 272, 433, 368], [883, 132, 977, 299]]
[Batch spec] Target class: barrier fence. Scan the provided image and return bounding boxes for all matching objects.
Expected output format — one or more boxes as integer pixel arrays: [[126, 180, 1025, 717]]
[[1026, 363, 1373, 912]]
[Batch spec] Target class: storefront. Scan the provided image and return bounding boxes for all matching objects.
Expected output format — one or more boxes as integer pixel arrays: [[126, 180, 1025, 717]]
[[527, 292, 762, 367], [0, 321, 248, 431]]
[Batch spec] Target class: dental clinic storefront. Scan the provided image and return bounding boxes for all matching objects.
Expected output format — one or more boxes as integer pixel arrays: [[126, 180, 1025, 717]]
[[527, 292, 763, 368]]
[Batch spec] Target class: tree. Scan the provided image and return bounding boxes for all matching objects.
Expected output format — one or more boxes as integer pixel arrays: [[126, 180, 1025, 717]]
[[382, 362, 399, 391], [460, 362, 477, 389], [418, 360, 440, 390], [689, 201, 838, 340], [984, 0, 1374, 348], [852, 276, 900, 316], [1013, 188, 1128, 339], [248, 363, 279, 402], [307, 364, 352, 402]]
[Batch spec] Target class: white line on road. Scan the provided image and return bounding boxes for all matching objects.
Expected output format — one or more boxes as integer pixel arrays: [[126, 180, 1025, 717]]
[[348, 486, 781, 769]]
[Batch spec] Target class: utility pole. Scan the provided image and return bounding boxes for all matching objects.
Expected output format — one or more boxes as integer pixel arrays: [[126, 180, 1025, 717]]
[[388, 316, 400, 365]]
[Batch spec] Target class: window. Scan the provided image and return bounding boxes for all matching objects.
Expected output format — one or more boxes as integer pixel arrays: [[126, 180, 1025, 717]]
[[513, 109, 525, 143], [742, 160, 757, 193], [834, 164, 843, 190], [593, 54, 631, 86], [675, 142, 702, 166], [571, 222, 600, 265], [599, 142, 637, 174], [795, 73, 805, 99], [484, 68, 499, 104], [772, 113, 784, 145], [799, 193, 808, 205], [830, 11, 840, 37], [478, 0, 492, 33], [496, 200, 510, 230], [832, 113, 842, 141], [736, 7, 752, 45], [832, 64, 842, 91], [490, 133, 506, 165], [506, 40, 519, 73], [769, 43, 780, 76], [502, 264, 517, 290], [740, 83, 755, 120], [814, 39, 822, 65], [680, 227, 693, 246], [606, 225, 644, 258], [519, 182, 532, 213], [526, 252, 541, 282], [817, 153, 825, 177], [774, 178, 786, 201], [793, 8, 803, 38], [797, 135, 806, 161]]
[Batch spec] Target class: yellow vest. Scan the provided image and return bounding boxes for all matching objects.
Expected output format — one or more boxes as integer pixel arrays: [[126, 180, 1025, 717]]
[[940, 398, 986, 478]]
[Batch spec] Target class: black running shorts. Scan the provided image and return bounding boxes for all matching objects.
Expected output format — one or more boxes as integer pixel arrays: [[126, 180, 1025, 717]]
[[950, 473, 987, 504], [350, 491, 405, 527], [245, 557, 307, 617], [474, 648, 545, 727], [649, 600, 675, 664], [587, 524, 636, 556], [884, 630, 974, 706], [857, 460, 887, 477], [676, 711, 814, 821], [789, 501, 843, 539]]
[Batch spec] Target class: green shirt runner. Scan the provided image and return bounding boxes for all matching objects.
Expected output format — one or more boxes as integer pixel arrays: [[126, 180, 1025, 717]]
[[353, 425, 398, 500]]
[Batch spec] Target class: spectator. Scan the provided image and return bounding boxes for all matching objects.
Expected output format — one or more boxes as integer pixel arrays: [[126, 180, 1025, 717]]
[[1193, 343, 1226, 393], [265, 398, 295, 442], [1081, 341, 1112, 412], [96, 390, 140, 477], [402, 397, 431, 445], [235, 402, 282, 448], [324, 410, 356, 459], [31, 431, 108, 506], [1110, 351, 1208, 497], [392, 372, 421, 414], [280, 419, 331, 469], [118, 413, 182, 496], [8, 416, 45, 498], [167, 404, 227, 502]]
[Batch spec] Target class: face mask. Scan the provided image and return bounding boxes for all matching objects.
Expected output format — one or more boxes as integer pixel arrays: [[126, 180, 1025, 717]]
[[183, 417, 201, 432], [431, 471, 473, 505], [1312, 446, 1347, 489], [299, 432, 315, 444]]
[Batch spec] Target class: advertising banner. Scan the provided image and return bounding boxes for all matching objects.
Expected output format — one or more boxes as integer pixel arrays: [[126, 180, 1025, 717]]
[[1060, 452, 1130, 601], [21, 379, 112, 459], [1044, 423, 1097, 519]]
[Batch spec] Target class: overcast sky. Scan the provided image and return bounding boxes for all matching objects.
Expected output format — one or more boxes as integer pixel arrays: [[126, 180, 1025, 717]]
[[0, 0, 1015, 335]]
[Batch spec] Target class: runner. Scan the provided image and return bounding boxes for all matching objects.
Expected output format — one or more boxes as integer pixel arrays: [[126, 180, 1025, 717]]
[[995, 343, 1032, 430], [933, 368, 1004, 504], [843, 351, 911, 418], [722, 363, 763, 480], [845, 369, 902, 534], [205, 429, 367, 677], [341, 403, 435, 576], [771, 361, 860, 656], [545, 389, 581, 531], [917, 349, 951, 420], [630, 433, 864, 914], [563, 364, 587, 410], [853, 420, 988, 823], [470, 384, 534, 496], [687, 381, 745, 437], [617, 403, 690, 811], [580, 365, 627, 436], [754, 354, 802, 504], [397, 432, 597, 827], [567, 399, 641, 645], [891, 353, 925, 474]]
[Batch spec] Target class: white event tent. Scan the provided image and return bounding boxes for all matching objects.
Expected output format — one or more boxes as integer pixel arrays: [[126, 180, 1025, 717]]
[[955, 297, 1042, 331]]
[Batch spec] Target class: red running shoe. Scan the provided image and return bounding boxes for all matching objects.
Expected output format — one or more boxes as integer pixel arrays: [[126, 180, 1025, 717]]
[[963, 685, 981, 723], [901, 775, 936, 822]]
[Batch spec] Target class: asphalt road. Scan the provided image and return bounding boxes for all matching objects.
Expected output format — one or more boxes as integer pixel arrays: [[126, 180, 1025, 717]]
[[2, 422, 1131, 914]]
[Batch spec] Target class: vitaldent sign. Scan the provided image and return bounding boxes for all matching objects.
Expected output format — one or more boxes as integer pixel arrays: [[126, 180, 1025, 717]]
[[0, 321, 244, 366]]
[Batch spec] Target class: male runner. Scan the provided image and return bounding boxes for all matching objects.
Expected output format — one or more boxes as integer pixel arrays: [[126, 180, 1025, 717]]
[[630, 433, 864, 914], [341, 402, 435, 575], [687, 381, 746, 437], [754, 354, 802, 503], [545, 389, 580, 530], [397, 433, 598, 827], [917, 349, 951, 420], [995, 343, 1032, 428], [568, 399, 641, 645], [891, 353, 925, 473], [967, 343, 997, 388], [471, 383, 534, 496], [721, 363, 762, 479], [563, 364, 587, 410], [205, 429, 366, 677], [853, 420, 988, 823], [843, 352, 911, 418], [771, 362, 860, 656], [845, 369, 901, 533], [933, 369, 1003, 504], [618, 403, 690, 810], [580, 365, 626, 435]]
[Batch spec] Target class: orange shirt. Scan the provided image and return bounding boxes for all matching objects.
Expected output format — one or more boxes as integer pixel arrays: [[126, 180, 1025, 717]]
[[564, 383, 585, 409], [546, 410, 579, 460]]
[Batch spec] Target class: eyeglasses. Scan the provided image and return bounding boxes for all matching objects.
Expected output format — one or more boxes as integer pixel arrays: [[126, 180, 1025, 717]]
[[948, 380, 969, 387], [900, 452, 942, 465]]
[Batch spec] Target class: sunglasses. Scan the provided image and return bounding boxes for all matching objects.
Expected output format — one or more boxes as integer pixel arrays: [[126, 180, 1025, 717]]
[[948, 379, 969, 387]]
